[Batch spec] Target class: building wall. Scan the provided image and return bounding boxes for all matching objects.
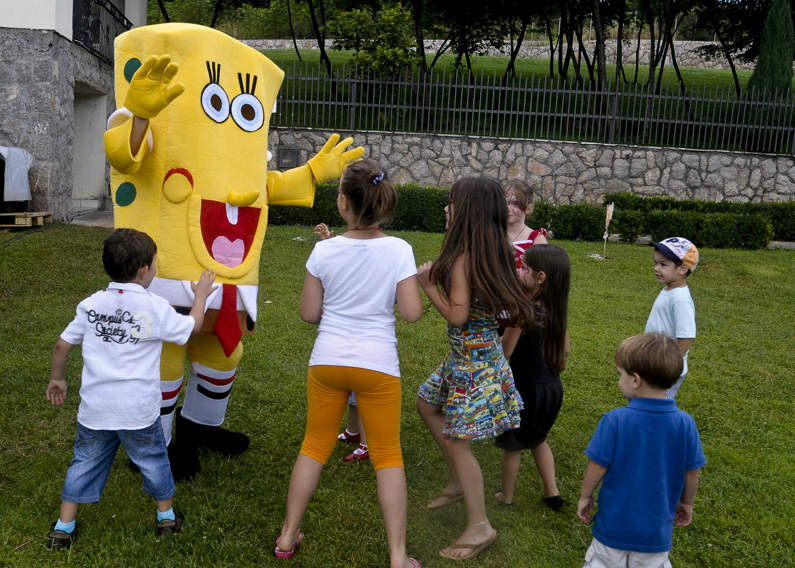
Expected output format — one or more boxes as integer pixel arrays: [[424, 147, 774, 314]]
[[0, 27, 114, 220], [270, 128, 795, 204], [1, 0, 73, 39]]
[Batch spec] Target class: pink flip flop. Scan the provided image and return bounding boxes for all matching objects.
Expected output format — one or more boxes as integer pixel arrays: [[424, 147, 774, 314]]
[[274, 532, 304, 559]]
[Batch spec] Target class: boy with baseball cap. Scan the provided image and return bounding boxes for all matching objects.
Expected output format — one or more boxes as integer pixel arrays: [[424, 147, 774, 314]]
[[645, 237, 699, 398]]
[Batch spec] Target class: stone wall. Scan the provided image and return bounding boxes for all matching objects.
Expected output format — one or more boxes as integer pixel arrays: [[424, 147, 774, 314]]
[[245, 39, 753, 72], [269, 128, 794, 204], [0, 27, 114, 220]]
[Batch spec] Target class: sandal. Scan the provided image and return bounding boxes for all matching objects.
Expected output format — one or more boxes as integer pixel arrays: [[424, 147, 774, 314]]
[[494, 491, 513, 506], [427, 488, 464, 509], [344, 444, 369, 462], [274, 532, 304, 559], [439, 530, 497, 560], [337, 430, 361, 444], [408, 557, 421, 567]]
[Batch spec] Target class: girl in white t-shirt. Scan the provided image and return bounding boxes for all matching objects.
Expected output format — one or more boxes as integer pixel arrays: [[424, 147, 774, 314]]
[[275, 160, 423, 568]]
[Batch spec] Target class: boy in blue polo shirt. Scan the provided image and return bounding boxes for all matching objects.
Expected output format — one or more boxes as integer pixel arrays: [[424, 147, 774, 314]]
[[577, 333, 706, 568]]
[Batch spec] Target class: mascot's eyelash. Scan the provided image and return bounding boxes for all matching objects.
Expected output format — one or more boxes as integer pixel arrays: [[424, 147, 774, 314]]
[[206, 61, 221, 83], [237, 73, 257, 96]]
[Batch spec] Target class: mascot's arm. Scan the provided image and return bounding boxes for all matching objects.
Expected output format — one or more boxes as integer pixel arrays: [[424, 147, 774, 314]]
[[267, 133, 364, 207], [103, 55, 185, 174]]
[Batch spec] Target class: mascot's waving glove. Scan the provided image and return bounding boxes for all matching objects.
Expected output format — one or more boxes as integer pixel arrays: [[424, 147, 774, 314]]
[[103, 23, 364, 481]]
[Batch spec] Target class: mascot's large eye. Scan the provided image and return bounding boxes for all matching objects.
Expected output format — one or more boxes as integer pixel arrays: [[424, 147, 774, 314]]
[[201, 83, 230, 123], [231, 93, 264, 132]]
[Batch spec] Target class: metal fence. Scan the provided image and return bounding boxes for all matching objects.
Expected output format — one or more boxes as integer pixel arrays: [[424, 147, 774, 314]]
[[271, 63, 795, 155], [72, 0, 132, 65]]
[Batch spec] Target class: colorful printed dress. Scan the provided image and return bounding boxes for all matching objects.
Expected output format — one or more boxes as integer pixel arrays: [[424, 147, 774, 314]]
[[418, 300, 523, 440]]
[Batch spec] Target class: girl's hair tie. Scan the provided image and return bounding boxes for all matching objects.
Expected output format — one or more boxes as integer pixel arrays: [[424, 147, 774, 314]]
[[372, 171, 385, 185]]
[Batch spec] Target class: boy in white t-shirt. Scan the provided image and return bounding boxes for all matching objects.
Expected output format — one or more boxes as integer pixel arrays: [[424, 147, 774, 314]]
[[645, 237, 699, 398], [45, 229, 216, 550]]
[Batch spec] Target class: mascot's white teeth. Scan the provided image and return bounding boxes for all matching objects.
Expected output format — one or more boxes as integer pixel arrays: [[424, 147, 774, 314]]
[[226, 203, 239, 225]]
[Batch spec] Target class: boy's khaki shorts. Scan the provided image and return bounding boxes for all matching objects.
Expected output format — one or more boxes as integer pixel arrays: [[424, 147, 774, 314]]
[[583, 538, 672, 568]]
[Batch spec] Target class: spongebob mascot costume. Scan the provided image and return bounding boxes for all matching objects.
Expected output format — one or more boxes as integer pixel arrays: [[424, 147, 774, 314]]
[[103, 23, 363, 480]]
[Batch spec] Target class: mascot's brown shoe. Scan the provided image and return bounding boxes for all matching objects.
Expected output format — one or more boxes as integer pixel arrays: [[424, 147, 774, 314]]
[[176, 407, 250, 457]]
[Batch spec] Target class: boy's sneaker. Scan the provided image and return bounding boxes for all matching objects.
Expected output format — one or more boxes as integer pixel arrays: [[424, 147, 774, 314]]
[[344, 444, 369, 462], [155, 511, 184, 537], [337, 430, 361, 444], [46, 524, 78, 550]]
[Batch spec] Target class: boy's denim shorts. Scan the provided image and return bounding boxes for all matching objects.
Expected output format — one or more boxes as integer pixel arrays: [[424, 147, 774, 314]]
[[61, 417, 175, 503]]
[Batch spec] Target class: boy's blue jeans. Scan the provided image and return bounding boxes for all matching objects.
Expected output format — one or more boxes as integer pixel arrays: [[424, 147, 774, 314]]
[[61, 418, 176, 503]]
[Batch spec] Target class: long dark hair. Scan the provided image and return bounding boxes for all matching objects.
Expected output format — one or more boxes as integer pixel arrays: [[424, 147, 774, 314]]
[[338, 159, 396, 227], [523, 244, 570, 375], [430, 177, 534, 328]]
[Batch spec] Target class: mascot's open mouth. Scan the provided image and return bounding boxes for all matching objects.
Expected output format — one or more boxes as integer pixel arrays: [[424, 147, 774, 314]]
[[200, 199, 261, 268]]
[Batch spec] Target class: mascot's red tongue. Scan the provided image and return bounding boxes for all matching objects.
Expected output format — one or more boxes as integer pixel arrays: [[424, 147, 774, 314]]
[[200, 200, 260, 268]]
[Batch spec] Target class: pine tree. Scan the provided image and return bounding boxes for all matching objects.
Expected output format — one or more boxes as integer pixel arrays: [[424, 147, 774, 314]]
[[747, 0, 794, 96]]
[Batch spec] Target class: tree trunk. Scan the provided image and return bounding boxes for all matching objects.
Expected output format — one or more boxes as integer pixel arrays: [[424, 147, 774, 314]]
[[504, 19, 529, 80], [156, 0, 170, 22], [544, 16, 557, 77], [633, 24, 641, 84], [716, 29, 741, 96], [210, 0, 224, 28], [306, 0, 332, 76], [411, 0, 427, 74], [592, 0, 607, 88], [286, 0, 303, 62], [615, 0, 627, 86], [429, 36, 451, 70]]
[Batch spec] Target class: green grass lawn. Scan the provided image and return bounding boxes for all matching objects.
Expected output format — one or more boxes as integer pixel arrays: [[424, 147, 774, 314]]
[[261, 48, 783, 94], [1, 223, 793, 567]]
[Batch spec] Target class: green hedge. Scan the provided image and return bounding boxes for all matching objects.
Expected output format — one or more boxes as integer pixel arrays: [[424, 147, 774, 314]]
[[269, 185, 775, 248], [604, 192, 795, 241], [268, 182, 450, 231]]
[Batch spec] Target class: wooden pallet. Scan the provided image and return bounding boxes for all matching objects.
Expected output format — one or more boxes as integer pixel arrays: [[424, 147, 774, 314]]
[[0, 211, 53, 228]]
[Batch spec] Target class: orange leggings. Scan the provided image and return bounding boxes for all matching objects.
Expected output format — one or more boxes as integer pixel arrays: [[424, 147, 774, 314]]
[[300, 365, 403, 471]]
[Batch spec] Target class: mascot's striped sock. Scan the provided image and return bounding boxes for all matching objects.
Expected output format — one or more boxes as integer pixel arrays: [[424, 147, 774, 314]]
[[160, 375, 184, 446], [181, 362, 236, 426]]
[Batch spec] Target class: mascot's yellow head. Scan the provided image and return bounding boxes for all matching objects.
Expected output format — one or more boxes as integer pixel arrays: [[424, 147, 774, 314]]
[[110, 23, 283, 286]]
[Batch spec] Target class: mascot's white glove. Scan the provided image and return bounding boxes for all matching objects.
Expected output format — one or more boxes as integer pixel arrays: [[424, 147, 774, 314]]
[[307, 133, 365, 183], [124, 55, 185, 119]]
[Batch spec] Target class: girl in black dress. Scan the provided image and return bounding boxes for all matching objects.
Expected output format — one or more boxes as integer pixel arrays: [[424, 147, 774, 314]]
[[495, 244, 571, 510]]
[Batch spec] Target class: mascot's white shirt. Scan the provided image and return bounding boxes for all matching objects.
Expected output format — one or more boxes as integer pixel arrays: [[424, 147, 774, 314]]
[[60, 282, 195, 430], [149, 277, 259, 322]]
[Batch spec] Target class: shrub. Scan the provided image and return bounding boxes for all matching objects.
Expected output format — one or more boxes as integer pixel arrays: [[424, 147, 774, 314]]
[[550, 203, 605, 241], [603, 192, 794, 240], [528, 201, 555, 232], [390, 185, 449, 232], [612, 209, 646, 243]]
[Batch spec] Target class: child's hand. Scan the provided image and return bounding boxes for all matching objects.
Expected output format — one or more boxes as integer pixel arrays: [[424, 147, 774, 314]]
[[674, 502, 693, 526], [46, 377, 67, 406], [191, 269, 218, 298], [576, 496, 594, 523], [416, 261, 434, 288], [314, 223, 334, 240]]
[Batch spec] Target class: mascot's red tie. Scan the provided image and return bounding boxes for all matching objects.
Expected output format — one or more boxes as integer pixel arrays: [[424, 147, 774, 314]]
[[216, 283, 241, 357]]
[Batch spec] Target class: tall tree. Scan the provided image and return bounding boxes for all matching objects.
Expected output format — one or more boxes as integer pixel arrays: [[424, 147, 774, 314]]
[[747, 0, 794, 95]]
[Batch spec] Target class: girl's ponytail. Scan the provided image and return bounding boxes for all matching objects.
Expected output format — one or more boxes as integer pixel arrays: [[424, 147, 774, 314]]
[[339, 159, 397, 227]]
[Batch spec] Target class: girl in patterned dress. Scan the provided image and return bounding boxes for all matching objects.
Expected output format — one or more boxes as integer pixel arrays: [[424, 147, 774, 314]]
[[495, 244, 571, 511], [416, 177, 535, 560], [504, 179, 548, 269]]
